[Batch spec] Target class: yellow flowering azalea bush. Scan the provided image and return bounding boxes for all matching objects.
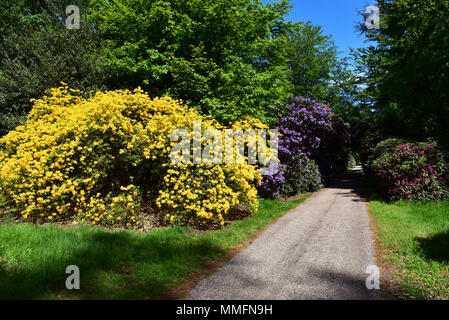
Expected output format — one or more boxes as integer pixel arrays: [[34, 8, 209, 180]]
[[157, 163, 260, 227], [0, 85, 263, 228]]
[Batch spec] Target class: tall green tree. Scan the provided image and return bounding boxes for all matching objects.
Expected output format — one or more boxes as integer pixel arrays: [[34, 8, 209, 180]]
[[284, 21, 363, 154], [0, 0, 359, 135], [0, 0, 104, 136], [89, 0, 293, 124], [355, 0, 449, 149], [285, 21, 357, 111]]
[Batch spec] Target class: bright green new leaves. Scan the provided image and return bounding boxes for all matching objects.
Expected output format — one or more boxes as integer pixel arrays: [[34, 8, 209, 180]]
[[90, 0, 293, 124]]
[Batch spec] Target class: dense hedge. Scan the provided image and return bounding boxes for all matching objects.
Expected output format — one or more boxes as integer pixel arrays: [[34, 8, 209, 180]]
[[258, 156, 322, 198]]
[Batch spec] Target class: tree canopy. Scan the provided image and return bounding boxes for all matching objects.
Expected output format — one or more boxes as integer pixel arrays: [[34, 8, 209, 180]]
[[355, 0, 449, 149], [0, 0, 356, 134], [0, 0, 104, 136], [89, 0, 293, 124]]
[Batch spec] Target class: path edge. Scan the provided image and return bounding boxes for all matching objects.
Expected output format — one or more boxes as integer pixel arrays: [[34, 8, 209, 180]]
[[364, 197, 402, 299], [158, 192, 315, 300]]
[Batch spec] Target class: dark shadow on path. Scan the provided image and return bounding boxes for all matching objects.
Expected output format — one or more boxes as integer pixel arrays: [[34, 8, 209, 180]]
[[327, 168, 368, 201]]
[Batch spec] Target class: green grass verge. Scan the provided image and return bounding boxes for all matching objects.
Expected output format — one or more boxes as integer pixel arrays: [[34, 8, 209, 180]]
[[0, 195, 310, 300], [370, 199, 449, 299]]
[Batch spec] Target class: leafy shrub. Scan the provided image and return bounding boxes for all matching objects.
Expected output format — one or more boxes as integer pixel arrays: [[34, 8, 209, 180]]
[[0, 85, 262, 228], [359, 129, 385, 172], [282, 155, 323, 196], [362, 137, 409, 177], [259, 155, 323, 199], [257, 163, 286, 199], [374, 142, 449, 201], [0, 2, 105, 137], [277, 97, 330, 160], [158, 163, 260, 227]]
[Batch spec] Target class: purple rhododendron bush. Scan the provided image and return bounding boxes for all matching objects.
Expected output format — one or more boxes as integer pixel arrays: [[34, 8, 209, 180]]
[[373, 142, 449, 201], [258, 97, 349, 198]]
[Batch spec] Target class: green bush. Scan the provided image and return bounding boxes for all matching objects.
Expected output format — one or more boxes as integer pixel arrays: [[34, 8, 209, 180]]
[[359, 129, 384, 170], [365, 138, 449, 201], [363, 137, 409, 176], [0, 0, 104, 137], [283, 156, 323, 196]]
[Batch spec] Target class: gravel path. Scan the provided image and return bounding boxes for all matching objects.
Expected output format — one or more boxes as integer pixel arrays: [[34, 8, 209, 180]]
[[186, 166, 380, 300]]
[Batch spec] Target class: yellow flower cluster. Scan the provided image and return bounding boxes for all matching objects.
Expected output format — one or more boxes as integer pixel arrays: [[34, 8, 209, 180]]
[[0, 85, 265, 228], [156, 115, 265, 226], [157, 163, 260, 226]]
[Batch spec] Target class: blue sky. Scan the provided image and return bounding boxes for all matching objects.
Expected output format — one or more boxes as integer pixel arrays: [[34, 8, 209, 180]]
[[268, 0, 375, 60]]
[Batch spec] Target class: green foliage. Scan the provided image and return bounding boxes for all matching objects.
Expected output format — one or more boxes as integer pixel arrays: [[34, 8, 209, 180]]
[[89, 0, 293, 125], [363, 137, 409, 175], [284, 156, 323, 196], [0, 0, 105, 136], [0, 0, 357, 134], [285, 22, 357, 111], [364, 138, 449, 201], [355, 0, 449, 150], [374, 142, 449, 201]]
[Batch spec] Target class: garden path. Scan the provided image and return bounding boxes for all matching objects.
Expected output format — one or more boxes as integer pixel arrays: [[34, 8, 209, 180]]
[[186, 166, 381, 300]]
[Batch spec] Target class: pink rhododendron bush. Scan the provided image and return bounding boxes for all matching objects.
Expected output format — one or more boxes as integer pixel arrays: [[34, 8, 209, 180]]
[[373, 142, 449, 201]]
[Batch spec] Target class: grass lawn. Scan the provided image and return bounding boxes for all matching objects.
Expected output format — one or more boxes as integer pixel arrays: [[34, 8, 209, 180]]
[[369, 200, 449, 299], [0, 195, 309, 300]]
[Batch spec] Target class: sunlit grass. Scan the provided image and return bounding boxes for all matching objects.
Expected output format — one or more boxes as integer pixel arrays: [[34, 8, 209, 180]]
[[370, 200, 449, 299], [0, 195, 310, 300]]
